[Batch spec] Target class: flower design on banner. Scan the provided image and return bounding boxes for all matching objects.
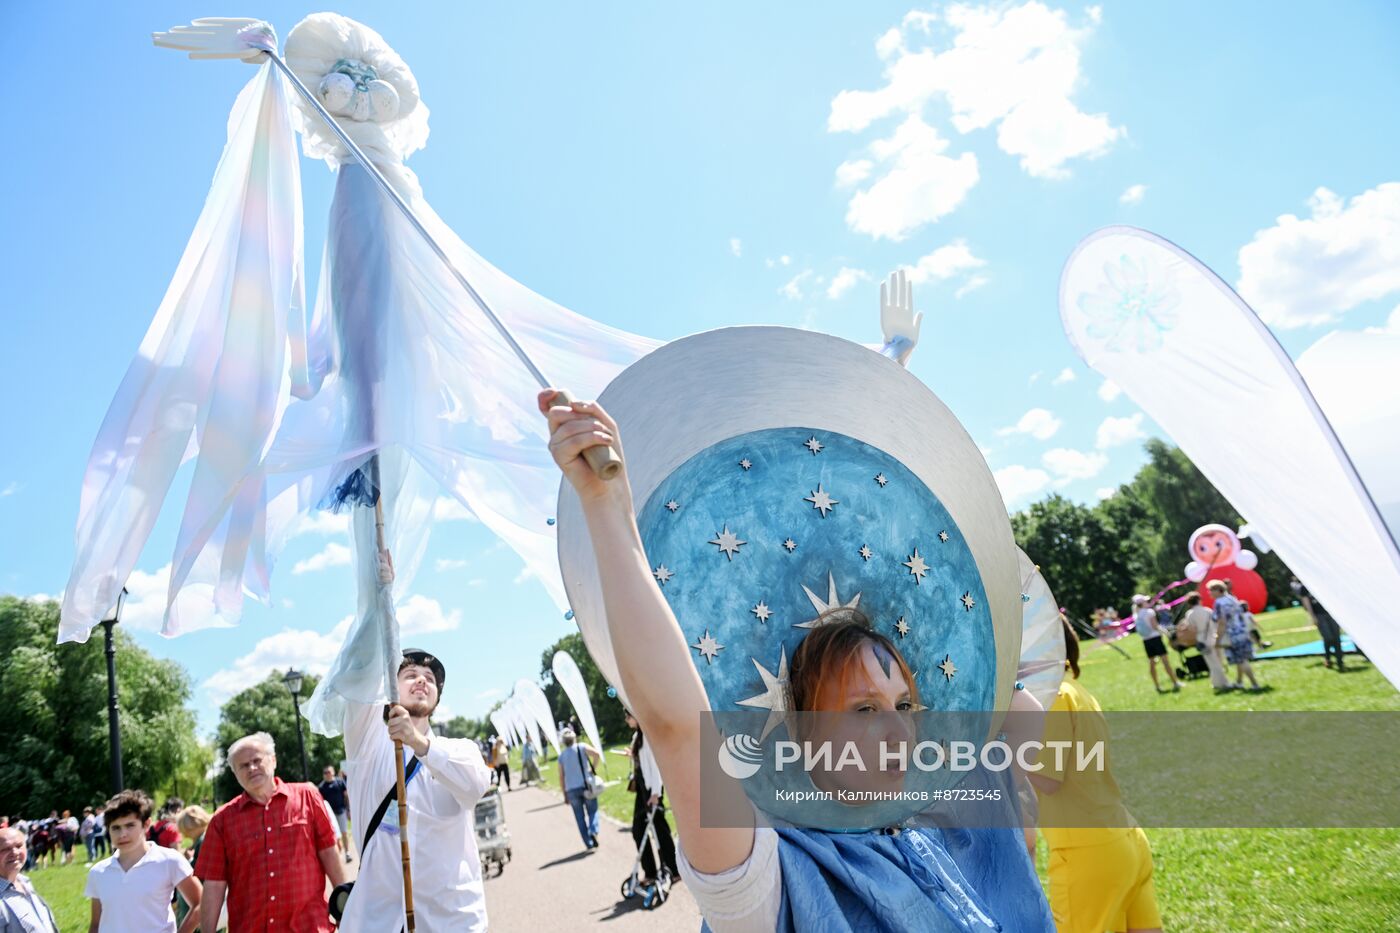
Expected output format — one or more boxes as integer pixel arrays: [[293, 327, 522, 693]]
[[1078, 253, 1180, 353]]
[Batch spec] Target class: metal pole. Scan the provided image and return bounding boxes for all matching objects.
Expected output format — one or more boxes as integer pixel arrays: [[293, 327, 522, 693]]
[[290, 690, 311, 782], [102, 619, 124, 793]]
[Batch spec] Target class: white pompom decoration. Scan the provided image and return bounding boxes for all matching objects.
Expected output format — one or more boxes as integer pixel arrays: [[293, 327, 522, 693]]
[[318, 72, 355, 113], [366, 80, 401, 122]]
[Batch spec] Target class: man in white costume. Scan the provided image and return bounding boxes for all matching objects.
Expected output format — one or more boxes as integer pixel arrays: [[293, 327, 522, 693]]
[[339, 649, 492, 931]]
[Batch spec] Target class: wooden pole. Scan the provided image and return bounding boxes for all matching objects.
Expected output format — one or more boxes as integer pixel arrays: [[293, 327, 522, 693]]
[[371, 457, 416, 932]]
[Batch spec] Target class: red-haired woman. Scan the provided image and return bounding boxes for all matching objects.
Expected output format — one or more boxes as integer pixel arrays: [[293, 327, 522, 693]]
[[540, 393, 1051, 933]]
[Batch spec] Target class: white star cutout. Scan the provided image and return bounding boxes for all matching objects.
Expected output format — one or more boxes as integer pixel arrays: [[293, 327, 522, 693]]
[[875, 473, 888, 487], [939, 654, 957, 681], [691, 630, 724, 664], [708, 525, 747, 561], [859, 545, 873, 561], [804, 484, 839, 517], [938, 530, 950, 542], [739, 458, 752, 470], [895, 616, 911, 638], [961, 591, 976, 611], [796, 572, 863, 628], [904, 549, 929, 584], [751, 601, 772, 623], [737, 648, 791, 739], [666, 500, 680, 512], [804, 436, 824, 455], [783, 538, 797, 553], [652, 564, 674, 586]]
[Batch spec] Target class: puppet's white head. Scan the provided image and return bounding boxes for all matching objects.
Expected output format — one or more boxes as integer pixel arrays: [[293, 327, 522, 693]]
[[286, 13, 429, 167]]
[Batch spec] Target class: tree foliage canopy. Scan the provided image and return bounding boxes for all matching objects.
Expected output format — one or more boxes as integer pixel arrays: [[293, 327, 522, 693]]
[[213, 672, 345, 802], [1013, 439, 1295, 618], [0, 597, 200, 816], [539, 633, 629, 747]]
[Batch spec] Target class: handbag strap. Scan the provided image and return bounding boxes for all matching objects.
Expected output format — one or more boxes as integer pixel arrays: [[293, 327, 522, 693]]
[[364, 754, 422, 842]]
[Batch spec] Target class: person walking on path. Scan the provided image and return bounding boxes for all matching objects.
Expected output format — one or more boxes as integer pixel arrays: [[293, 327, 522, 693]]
[[317, 766, 354, 863], [85, 789, 202, 933], [59, 810, 79, 865], [558, 729, 603, 851], [334, 648, 494, 933], [0, 826, 58, 933], [1031, 617, 1164, 933], [622, 711, 680, 885], [520, 738, 541, 786], [81, 807, 100, 863], [195, 732, 344, 933], [1209, 581, 1262, 690], [490, 736, 512, 791], [1183, 593, 1230, 691], [1133, 594, 1180, 693]]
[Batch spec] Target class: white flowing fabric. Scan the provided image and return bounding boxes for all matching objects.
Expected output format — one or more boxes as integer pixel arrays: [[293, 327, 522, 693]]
[[551, 651, 604, 759], [514, 679, 561, 754], [1060, 227, 1400, 688], [1015, 548, 1067, 711], [60, 63, 305, 642]]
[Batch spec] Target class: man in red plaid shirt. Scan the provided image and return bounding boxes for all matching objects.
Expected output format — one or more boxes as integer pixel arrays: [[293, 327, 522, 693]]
[[196, 731, 346, 932]]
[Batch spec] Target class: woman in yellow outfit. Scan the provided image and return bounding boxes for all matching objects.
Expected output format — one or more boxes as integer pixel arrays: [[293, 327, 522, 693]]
[[1030, 616, 1163, 933]]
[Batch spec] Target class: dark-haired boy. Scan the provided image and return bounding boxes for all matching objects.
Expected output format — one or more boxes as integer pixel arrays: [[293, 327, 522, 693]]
[[84, 790, 201, 933]]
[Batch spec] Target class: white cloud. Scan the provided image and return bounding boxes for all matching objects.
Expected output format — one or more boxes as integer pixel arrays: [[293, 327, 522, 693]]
[[997, 407, 1062, 441], [729, 237, 743, 257], [830, 2, 1121, 229], [842, 116, 980, 240], [475, 688, 503, 701], [0, 481, 18, 498], [955, 275, 989, 299], [905, 238, 986, 285], [1119, 183, 1147, 205], [1027, 371, 1043, 386], [1095, 413, 1145, 449], [835, 159, 874, 187], [1096, 486, 1116, 500], [291, 542, 352, 575], [434, 558, 469, 572], [765, 255, 793, 269], [994, 465, 1052, 506], [827, 267, 870, 300], [204, 615, 352, 704], [779, 270, 814, 300], [1237, 183, 1400, 328], [396, 594, 462, 636], [1042, 447, 1108, 481], [432, 497, 478, 522], [1051, 367, 1076, 386], [120, 565, 198, 632], [1097, 378, 1122, 402], [293, 511, 349, 537]]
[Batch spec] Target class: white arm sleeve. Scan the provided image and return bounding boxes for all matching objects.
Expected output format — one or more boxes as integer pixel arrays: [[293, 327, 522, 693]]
[[675, 826, 782, 933], [421, 736, 494, 808]]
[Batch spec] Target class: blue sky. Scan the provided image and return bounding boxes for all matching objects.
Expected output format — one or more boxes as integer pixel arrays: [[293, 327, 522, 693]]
[[3, 1, 1397, 734]]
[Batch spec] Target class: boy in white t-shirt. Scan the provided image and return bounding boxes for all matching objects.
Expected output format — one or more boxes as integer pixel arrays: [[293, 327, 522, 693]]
[[84, 790, 202, 933]]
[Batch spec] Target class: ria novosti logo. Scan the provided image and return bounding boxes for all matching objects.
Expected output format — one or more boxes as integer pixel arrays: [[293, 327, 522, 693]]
[[716, 731, 764, 780]]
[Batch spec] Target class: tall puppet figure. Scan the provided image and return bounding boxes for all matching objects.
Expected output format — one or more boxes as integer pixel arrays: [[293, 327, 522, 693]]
[[1184, 523, 1267, 611]]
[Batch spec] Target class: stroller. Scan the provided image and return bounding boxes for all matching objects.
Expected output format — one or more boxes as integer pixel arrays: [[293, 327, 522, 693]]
[[1169, 618, 1211, 680], [619, 802, 673, 910], [475, 786, 512, 877]]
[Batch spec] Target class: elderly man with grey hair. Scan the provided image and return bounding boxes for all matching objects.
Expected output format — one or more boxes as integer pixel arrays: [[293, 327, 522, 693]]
[[195, 731, 344, 933], [1, 826, 58, 932]]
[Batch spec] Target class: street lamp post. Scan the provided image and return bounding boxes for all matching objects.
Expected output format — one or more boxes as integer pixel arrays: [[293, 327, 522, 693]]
[[283, 668, 311, 782], [101, 588, 128, 794]]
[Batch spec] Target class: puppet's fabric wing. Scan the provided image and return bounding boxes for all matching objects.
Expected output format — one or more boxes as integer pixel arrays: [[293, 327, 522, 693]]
[[1060, 227, 1400, 688], [60, 64, 304, 642]]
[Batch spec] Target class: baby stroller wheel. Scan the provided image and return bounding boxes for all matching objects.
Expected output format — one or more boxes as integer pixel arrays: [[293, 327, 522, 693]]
[[643, 882, 667, 909], [621, 878, 636, 899]]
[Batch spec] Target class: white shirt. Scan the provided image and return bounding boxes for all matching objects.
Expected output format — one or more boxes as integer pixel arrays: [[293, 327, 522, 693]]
[[82, 843, 191, 933], [676, 827, 781, 933], [340, 701, 494, 932]]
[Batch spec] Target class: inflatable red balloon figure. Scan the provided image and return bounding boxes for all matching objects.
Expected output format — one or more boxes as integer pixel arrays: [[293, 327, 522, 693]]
[[1185, 523, 1268, 610]]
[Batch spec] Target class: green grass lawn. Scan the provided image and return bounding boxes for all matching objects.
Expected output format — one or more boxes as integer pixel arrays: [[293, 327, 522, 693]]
[[37, 608, 1396, 929]]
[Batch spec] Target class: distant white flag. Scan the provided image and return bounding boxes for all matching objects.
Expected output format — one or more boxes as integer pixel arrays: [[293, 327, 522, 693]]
[[514, 679, 561, 753], [552, 651, 605, 762], [1060, 227, 1400, 688]]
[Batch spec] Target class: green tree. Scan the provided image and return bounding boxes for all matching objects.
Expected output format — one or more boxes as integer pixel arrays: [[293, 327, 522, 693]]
[[436, 715, 490, 741], [538, 633, 629, 747], [213, 673, 345, 802], [0, 596, 200, 816], [1010, 494, 1138, 617]]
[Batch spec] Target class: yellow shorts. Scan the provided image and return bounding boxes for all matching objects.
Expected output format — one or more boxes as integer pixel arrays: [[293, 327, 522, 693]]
[[1047, 828, 1162, 932]]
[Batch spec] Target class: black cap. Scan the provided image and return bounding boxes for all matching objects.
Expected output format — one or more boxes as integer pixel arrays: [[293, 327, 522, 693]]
[[400, 648, 446, 689]]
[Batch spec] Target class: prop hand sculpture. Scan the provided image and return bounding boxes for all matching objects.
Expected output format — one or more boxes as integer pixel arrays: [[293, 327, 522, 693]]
[[879, 269, 923, 367]]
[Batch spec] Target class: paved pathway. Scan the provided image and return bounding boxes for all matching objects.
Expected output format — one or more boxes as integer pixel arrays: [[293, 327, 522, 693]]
[[481, 784, 702, 931]]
